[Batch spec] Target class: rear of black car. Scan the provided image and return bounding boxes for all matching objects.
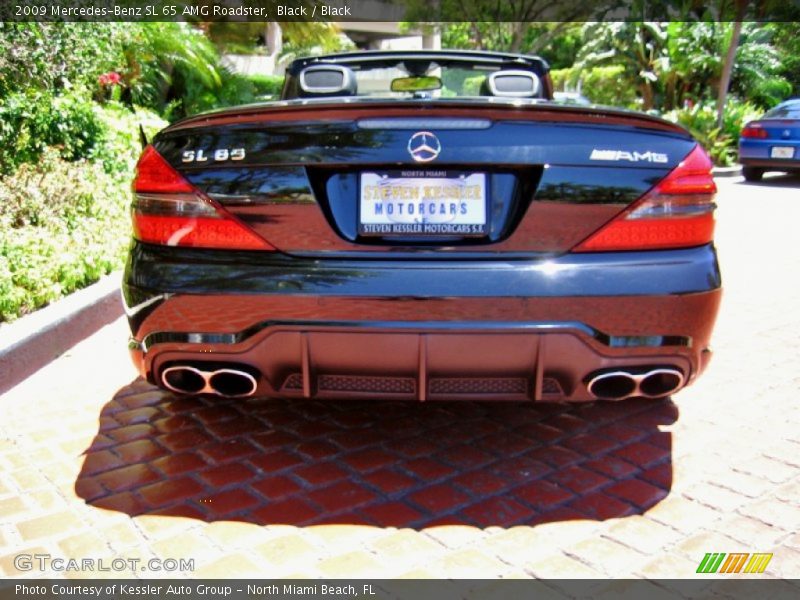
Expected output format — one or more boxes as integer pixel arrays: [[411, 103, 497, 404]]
[[123, 53, 720, 403]]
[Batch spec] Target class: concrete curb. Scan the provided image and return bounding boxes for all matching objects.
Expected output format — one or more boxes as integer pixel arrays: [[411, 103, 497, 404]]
[[713, 165, 743, 178], [0, 272, 124, 395]]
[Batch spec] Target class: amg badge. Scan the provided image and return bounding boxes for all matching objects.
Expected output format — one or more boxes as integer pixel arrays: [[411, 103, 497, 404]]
[[590, 149, 668, 163]]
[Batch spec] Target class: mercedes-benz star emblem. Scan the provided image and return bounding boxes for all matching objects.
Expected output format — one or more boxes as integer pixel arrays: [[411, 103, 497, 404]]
[[407, 131, 441, 163]]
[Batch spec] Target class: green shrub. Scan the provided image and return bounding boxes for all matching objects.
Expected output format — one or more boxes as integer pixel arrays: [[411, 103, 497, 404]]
[[748, 77, 793, 108], [550, 65, 639, 108], [462, 75, 486, 97], [719, 99, 765, 140], [198, 71, 283, 111], [0, 149, 131, 321], [0, 22, 125, 98], [122, 22, 228, 120], [662, 99, 764, 166], [0, 105, 167, 322], [93, 103, 167, 175], [0, 91, 107, 174], [246, 74, 284, 100]]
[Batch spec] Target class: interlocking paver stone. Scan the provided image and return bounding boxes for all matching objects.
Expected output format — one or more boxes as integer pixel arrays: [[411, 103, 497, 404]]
[[461, 496, 530, 527], [360, 502, 423, 527]]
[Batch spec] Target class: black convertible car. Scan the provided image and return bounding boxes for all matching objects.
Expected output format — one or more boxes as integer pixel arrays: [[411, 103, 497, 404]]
[[125, 50, 721, 403]]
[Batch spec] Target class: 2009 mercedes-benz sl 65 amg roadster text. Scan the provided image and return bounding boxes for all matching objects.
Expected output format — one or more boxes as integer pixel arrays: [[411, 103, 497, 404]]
[[124, 50, 721, 403]]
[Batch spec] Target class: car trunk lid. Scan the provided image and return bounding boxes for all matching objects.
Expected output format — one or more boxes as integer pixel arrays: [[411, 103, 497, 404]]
[[151, 99, 696, 257]]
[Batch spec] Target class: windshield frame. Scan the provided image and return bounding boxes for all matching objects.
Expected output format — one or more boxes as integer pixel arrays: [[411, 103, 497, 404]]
[[282, 50, 552, 101]]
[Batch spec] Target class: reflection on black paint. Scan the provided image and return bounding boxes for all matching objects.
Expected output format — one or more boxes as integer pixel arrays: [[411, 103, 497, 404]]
[[535, 167, 666, 205], [186, 167, 314, 204]]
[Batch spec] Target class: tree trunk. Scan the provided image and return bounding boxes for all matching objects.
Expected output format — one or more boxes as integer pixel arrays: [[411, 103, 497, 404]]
[[422, 25, 441, 50], [509, 22, 525, 53], [266, 22, 282, 57], [716, 21, 742, 128], [641, 82, 654, 111], [716, 1, 748, 128]]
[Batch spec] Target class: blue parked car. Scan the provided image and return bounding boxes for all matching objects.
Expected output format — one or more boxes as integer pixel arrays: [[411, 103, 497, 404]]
[[739, 98, 800, 181]]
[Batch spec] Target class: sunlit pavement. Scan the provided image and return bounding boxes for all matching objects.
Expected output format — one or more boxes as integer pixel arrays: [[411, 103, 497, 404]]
[[1, 175, 800, 580]]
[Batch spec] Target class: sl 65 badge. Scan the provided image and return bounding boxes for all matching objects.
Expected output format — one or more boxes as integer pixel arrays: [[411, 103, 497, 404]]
[[182, 148, 246, 163]]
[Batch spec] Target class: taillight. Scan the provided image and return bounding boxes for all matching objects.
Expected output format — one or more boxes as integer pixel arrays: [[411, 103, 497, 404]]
[[131, 145, 274, 250], [573, 145, 716, 252], [740, 124, 768, 139]]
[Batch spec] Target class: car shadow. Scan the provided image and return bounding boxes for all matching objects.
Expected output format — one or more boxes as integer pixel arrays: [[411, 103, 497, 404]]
[[734, 172, 800, 188], [74, 378, 677, 528]]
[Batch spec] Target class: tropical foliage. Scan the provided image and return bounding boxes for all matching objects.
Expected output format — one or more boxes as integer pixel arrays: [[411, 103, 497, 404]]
[[206, 21, 347, 58], [663, 100, 765, 166], [436, 20, 795, 165], [551, 65, 639, 107], [0, 107, 168, 322], [0, 22, 290, 321], [572, 21, 791, 112]]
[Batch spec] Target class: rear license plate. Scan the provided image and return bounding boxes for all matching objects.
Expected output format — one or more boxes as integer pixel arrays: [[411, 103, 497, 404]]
[[770, 146, 795, 159], [359, 170, 487, 237]]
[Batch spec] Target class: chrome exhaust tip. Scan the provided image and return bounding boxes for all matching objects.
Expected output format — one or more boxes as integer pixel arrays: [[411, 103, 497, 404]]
[[162, 366, 207, 395], [639, 368, 684, 398], [208, 369, 258, 398], [161, 364, 258, 398], [587, 371, 637, 401], [587, 367, 685, 401]]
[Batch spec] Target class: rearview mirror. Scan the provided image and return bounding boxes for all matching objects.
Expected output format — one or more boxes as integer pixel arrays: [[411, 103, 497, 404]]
[[391, 76, 442, 93]]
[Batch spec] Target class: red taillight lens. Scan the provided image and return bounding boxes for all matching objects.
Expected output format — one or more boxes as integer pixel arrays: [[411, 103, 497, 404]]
[[131, 145, 274, 251], [573, 145, 716, 252], [740, 124, 768, 139], [134, 145, 195, 194]]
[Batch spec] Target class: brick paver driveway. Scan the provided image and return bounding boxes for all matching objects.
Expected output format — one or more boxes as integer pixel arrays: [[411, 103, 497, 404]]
[[2, 175, 799, 580]]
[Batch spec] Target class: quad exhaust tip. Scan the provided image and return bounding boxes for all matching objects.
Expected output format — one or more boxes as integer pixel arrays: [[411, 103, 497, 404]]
[[161, 364, 258, 398], [587, 367, 684, 401]]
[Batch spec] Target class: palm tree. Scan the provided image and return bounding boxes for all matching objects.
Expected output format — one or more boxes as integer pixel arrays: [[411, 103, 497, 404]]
[[575, 22, 668, 110], [716, 0, 749, 127]]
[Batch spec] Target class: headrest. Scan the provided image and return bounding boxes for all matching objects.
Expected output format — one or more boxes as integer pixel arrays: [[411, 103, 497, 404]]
[[484, 70, 541, 98], [298, 65, 357, 97]]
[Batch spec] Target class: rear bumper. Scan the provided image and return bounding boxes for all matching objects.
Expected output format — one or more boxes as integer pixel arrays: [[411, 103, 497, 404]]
[[124, 242, 722, 401], [739, 140, 799, 171], [739, 157, 800, 171]]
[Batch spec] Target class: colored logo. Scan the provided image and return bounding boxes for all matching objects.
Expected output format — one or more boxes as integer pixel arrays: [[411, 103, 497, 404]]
[[696, 552, 773, 574], [408, 131, 441, 163]]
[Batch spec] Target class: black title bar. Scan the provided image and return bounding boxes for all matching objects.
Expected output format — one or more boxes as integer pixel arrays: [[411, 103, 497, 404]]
[[2, 0, 799, 22]]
